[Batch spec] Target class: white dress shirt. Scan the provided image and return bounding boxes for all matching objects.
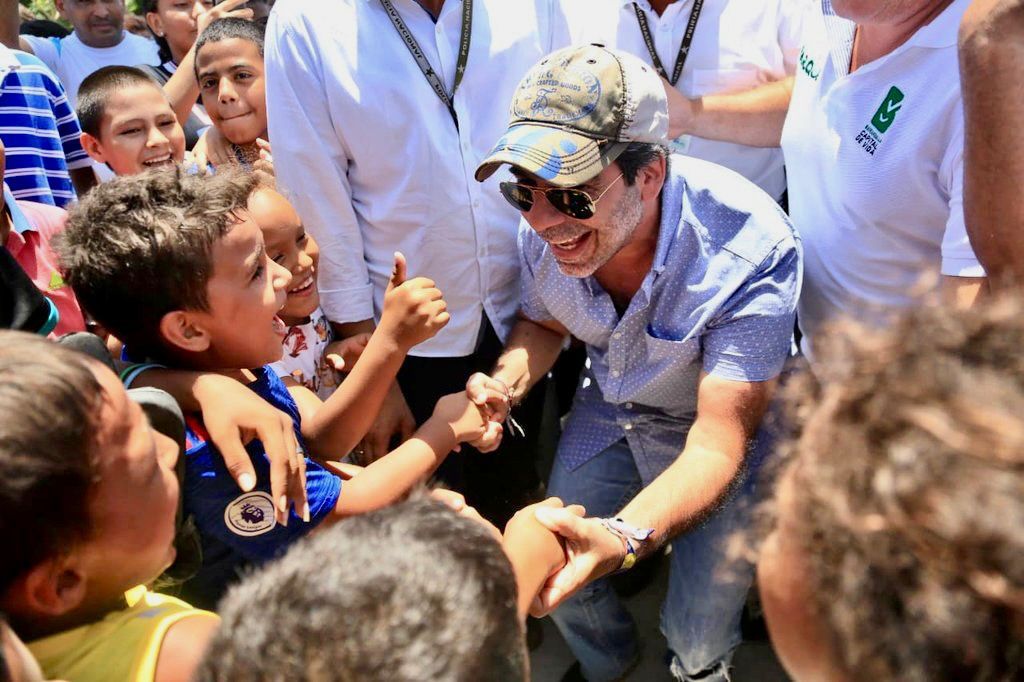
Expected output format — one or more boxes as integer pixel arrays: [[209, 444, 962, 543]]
[[782, 0, 983, 357], [265, 0, 575, 356], [572, 0, 808, 200]]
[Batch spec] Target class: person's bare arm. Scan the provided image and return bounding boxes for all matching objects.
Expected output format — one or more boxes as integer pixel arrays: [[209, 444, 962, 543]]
[[531, 373, 775, 614], [502, 499, 581, 621], [665, 77, 794, 147], [297, 253, 448, 459], [153, 613, 219, 682], [959, 0, 1024, 287], [0, 0, 18, 49], [615, 373, 773, 552], [329, 392, 487, 518]]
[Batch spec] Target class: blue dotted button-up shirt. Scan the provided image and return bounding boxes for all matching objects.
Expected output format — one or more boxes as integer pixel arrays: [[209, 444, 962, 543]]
[[519, 155, 802, 482]]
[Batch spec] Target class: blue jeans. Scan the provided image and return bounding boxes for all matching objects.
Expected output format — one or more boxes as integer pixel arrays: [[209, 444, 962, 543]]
[[548, 438, 753, 681]]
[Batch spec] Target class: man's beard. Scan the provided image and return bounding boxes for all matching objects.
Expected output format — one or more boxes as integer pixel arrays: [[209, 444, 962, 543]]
[[555, 183, 644, 278]]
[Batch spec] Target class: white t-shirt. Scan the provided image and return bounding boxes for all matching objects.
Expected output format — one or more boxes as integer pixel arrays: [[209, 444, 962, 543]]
[[23, 32, 161, 106], [269, 307, 340, 401], [781, 0, 983, 356], [573, 0, 809, 200]]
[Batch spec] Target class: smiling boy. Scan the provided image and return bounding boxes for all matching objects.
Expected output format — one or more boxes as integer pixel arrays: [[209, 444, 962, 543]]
[[57, 167, 495, 606], [77, 66, 187, 176]]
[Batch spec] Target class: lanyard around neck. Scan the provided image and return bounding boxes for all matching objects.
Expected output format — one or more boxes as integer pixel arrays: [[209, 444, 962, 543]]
[[632, 0, 704, 86], [379, 0, 472, 127]]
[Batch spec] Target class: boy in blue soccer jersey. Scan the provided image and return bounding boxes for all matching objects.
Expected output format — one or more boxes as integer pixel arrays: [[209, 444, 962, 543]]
[[56, 167, 496, 607]]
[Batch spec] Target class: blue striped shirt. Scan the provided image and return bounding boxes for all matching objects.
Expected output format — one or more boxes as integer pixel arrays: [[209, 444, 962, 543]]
[[0, 47, 90, 207]]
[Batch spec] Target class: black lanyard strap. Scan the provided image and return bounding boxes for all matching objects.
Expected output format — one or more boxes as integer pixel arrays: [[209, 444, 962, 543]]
[[632, 0, 704, 86], [380, 0, 472, 126]]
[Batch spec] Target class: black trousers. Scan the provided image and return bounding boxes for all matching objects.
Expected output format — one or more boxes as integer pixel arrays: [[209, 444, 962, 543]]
[[397, 318, 545, 527]]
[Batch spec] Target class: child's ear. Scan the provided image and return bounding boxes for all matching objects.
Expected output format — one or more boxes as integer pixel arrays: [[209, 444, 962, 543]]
[[80, 132, 107, 165], [160, 311, 212, 354], [15, 557, 87, 618]]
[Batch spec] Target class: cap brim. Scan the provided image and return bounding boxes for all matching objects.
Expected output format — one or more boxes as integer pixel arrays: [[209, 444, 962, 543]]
[[475, 123, 629, 187]]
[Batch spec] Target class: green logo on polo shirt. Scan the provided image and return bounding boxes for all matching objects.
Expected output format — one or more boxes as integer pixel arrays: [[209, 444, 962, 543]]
[[870, 86, 904, 133], [855, 85, 905, 156], [47, 271, 64, 291], [798, 47, 820, 80]]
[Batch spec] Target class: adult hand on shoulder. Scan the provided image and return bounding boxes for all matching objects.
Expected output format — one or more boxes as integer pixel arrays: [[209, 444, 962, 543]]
[[193, 374, 308, 526], [528, 508, 627, 618]]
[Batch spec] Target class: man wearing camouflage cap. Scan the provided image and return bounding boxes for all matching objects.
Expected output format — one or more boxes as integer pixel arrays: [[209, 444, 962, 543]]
[[465, 45, 801, 681]]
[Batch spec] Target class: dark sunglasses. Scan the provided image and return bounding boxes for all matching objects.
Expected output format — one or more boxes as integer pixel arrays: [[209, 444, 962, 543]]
[[498, 172, 624, 220]]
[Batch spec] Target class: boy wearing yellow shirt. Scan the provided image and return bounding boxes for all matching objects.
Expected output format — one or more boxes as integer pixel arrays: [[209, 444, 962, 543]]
[[0, 332, 217, 682]]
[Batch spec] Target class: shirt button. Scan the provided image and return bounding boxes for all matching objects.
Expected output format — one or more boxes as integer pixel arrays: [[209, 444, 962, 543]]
[[625, 402, 633, 409], [472, 200, 480, 208], [611, 369, 621, 378], [612, 331, 622, 340], [623, 423, 633, 431]]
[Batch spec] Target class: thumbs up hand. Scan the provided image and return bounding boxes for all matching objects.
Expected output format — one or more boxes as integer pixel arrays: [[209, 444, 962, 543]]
[[379, 252, 450, 351]]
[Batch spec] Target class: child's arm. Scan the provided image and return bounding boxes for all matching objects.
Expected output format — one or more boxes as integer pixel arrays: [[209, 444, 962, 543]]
[[153, 612, 220, 682], [295, 253, 449, 459], [329, 392, 486, 517], [502, 499, 582, 621]]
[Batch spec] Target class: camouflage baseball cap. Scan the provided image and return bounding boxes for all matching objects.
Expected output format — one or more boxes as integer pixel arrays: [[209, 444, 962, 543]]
[[475, 43, 669, 187]]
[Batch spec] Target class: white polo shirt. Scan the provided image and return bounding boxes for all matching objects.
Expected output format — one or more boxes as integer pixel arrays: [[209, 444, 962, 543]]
[[573, 0, 808, 200], [265, 0, 576, 356], [782, 0, 983, 355]]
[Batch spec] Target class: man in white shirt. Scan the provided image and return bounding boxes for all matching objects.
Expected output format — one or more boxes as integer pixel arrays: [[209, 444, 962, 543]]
[[7, 0, 160, 105], [264, 0, 577, 525], [664, 0, 985, 357], [577, 0, 807, 201]]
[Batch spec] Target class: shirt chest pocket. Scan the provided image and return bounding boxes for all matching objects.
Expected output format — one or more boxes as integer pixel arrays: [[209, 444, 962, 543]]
[[642, 330, 701, 372], [629, 330, 702, 410]]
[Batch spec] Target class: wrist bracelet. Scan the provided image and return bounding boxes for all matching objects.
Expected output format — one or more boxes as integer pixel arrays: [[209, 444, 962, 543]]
[[599, 517, 655, 573], [493, 377, 526, 438]]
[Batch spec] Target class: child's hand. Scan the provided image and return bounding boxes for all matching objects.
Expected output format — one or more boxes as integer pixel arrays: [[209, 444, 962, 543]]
[[432, 391, 488, 446], [254, 138, 275, 185], [379, 252, 450, 350], [197, 0, 254, 36], [324, 333, 371, 372]]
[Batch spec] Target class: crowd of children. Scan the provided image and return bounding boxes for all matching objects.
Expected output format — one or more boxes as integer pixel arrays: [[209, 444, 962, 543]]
[[0, 5, 1022, 682]]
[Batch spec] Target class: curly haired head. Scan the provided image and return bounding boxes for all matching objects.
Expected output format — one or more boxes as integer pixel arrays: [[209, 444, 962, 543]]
[[56, 166, 257, 362], [770, 298, 1024, 681]]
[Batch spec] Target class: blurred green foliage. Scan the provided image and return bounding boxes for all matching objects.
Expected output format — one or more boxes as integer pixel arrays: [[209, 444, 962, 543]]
[[19, 0, 143, 26]]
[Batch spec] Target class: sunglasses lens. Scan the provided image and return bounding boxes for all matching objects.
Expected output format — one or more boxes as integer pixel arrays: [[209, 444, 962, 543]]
[[500, 183, 534, 212], [551, 189, 595, 220]]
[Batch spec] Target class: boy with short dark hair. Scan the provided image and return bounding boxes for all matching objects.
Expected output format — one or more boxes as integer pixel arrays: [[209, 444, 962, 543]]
[[57, 167, 493, 606], [76, 65, 186, 177], [0, 331, 218, 682]]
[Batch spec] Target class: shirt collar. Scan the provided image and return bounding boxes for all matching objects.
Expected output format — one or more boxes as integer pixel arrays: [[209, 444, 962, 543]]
[[4, 185, 33, 235]]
